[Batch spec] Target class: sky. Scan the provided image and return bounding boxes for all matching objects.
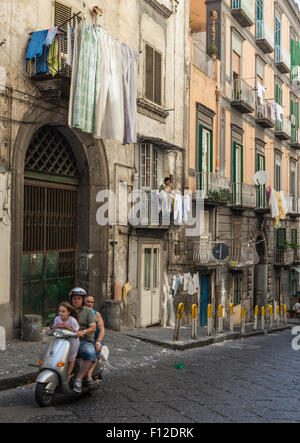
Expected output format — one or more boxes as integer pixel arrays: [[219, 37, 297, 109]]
[[295, 0, 300, 10]]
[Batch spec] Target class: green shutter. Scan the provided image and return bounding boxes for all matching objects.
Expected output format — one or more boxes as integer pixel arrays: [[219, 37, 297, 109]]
[[233, 141, 237, 184], [210, 130, 213, 173], [277, 228, 286, 249], [241, 145, 244, 183], [198, 125, 203, 173]]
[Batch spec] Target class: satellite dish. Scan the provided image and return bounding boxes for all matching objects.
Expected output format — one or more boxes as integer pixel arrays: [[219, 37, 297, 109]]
[[212, 243, 229, 261], [254, 170, 268, 186]]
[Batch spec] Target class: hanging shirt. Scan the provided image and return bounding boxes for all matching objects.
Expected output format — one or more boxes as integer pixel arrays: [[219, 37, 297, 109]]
[[122, 43, 139, 145], [44, 27, 59, 47]]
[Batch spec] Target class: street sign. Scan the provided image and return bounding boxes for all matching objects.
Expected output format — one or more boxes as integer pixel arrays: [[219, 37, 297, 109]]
[[212, 243, 229, 261]]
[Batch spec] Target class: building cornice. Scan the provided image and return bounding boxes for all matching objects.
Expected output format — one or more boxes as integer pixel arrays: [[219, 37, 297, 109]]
[[143, 0, 173, 18]]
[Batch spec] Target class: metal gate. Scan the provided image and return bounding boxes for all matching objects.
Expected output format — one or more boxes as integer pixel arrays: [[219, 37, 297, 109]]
[[22, 125, 79, 320]]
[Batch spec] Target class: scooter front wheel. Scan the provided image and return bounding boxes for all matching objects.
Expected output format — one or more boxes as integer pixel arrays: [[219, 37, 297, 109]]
[[35, 382, 55, 407]]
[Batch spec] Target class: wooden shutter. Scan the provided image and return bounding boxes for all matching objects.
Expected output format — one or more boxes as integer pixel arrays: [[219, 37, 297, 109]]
[[54, 1, 72, 31], [154, 51, 162, 106], [145, 44, 162, 106]]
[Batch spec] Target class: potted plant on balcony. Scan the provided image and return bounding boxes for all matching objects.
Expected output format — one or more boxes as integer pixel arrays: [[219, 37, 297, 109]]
[[208, 45, 218, 60]]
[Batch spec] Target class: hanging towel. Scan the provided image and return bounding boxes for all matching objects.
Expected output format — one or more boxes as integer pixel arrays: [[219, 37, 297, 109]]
[[270, 101, 277, 121], [275, 103, 283, 122], [47, 37, 61, 77], [121, 43, 139, 144], [44, 27, 59, 47], [174, 193, 183, 225], [280, 191, 288, 216], [66, 23, 74, 67], [68, 20, 80, 128], [36, 46, 49, 74], [26, 30, 48, 59], [94, 28, 124, 142], [257, 82, 265, 104], [193, 273, 200, 290], [73, 21, 100, 133], [269, 188, 279, 218]]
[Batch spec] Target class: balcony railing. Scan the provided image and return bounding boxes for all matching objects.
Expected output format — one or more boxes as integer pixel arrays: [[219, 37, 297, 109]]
[[292, 66, 300, 84], [193, 235, 218, 266], [229, 242, 259, 268], [230, 183, 256, 208], [291, 128, 300, 148], [275, 116, 292, 140], [25, 33, 71, 100], [255, 20, 274, 53], [286, 195, 300, 215], [255, 100, 275, 128], [231, 78, 255, 113], [193, 43, 215, 80], [231, 0, 255, 27], [274, 248, 294, 265], [255, 185, 269, 211], [275, 45, 291, 74], [195, 172, 230, 203]]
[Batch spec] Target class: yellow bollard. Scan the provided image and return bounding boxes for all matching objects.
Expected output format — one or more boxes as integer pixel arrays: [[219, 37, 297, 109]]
[[174, 303, 184, 341], [207, 304, 213, 336], [241, 307, 246, 334], [229, 303, 234, 332], [253, 305, 258, 331], [284, 304, 287, 326], [269, 305, 273, 328], [192, 304, 197, 339], [218, 304, 223, 334], [261, 306, 265, 330]]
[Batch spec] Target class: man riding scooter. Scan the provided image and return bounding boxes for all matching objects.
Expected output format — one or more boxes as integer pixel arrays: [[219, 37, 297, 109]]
[[69, 288, 98, 394]]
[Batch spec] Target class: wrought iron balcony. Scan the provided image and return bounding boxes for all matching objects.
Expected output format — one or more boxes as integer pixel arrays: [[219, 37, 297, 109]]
[[255, 185, 269, 213], [286, 195, 300, 215], [229, 242, 259, 269], [290, 128, 300, 149], [25, 33, 71, 100], [193, 235, 218, 266], [274, 248, 294, 266], [255, 20, 274, 54], [231, 0, 255, 27], [195, 172, 230, 205], [291, 66, 300, 87], [275, 45, 291, 74], [231, 78, 255, 114], [255, 100, 275, 128], [193, 43, 215, 80], [275, 116, 291, 140], [229, 183, 256, 210]]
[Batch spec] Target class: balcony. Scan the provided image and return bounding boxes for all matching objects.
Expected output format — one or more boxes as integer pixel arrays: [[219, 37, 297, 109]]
[[229, 242, 259, 269], [293, 248, 300, 265], [255, 185, 269, 214], [231, 78, 255, 114], [231, 0, 255, 27], [291, 66, 300, 88], [25, 33, 71, 100], [193, 235, 218, 266], [274, 248, 294, 266], [133, 190, 174, 229], [255, 20, 274, 54], [275, 116, 291, 140], [229, 183, 256, 210], [290, 128, 300, 149], [196, 172, 230, 205], [286, 195, 300, 215], [255, 100, 275, 128], [275, 45, 291, 74], [193, 43, 215, 80]]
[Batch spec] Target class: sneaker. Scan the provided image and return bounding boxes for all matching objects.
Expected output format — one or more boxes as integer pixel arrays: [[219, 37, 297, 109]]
[[73, 379, 82, 394], [100, 345, 109, 361]]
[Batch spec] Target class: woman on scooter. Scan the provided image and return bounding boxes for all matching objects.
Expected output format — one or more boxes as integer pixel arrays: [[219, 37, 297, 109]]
[[52, 301, 80, 380]]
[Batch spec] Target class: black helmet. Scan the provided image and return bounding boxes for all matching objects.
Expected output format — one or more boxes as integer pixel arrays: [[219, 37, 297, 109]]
[[69, 287, 87, 303]]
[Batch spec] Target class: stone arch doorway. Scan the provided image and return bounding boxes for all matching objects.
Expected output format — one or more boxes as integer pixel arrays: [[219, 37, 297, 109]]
[[254, 234, 268, 310], [22, 125, 80, 319], [11, 113, 109, 333]]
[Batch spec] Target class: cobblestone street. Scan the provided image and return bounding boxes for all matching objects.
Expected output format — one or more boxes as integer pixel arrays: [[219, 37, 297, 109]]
[[1, 329, 300, 423]]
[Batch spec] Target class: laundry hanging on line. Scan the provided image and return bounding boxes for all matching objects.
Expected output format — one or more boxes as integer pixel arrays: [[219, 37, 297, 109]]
[[68, 19, 139, 145]]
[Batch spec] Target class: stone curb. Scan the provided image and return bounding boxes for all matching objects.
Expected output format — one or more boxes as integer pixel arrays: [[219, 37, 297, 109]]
[[126, 325, 292, 351], [0, 325, 291, 392]]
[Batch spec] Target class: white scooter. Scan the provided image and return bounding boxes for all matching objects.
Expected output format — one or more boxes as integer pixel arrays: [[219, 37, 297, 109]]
[[35, 329, 103, 407]]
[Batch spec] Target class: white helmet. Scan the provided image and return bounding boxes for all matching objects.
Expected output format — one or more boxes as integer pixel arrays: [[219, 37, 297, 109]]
[[69, 287, 87, 303]]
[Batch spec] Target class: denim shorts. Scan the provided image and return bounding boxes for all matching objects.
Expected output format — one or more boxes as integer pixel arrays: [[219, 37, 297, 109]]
[[78, 339, 97, 363]]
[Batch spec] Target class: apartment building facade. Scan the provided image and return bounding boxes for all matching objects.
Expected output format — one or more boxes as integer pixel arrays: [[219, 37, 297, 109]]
[[188, 0, 300, 325], [0, 0, 190, 338]]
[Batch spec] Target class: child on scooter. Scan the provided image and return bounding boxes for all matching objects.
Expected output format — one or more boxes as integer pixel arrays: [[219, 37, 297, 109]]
[[53, 301, 80, 380]]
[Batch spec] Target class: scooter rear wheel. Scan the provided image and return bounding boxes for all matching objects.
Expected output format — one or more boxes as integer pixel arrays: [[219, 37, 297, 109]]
[[35, 382, 55, 407]]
